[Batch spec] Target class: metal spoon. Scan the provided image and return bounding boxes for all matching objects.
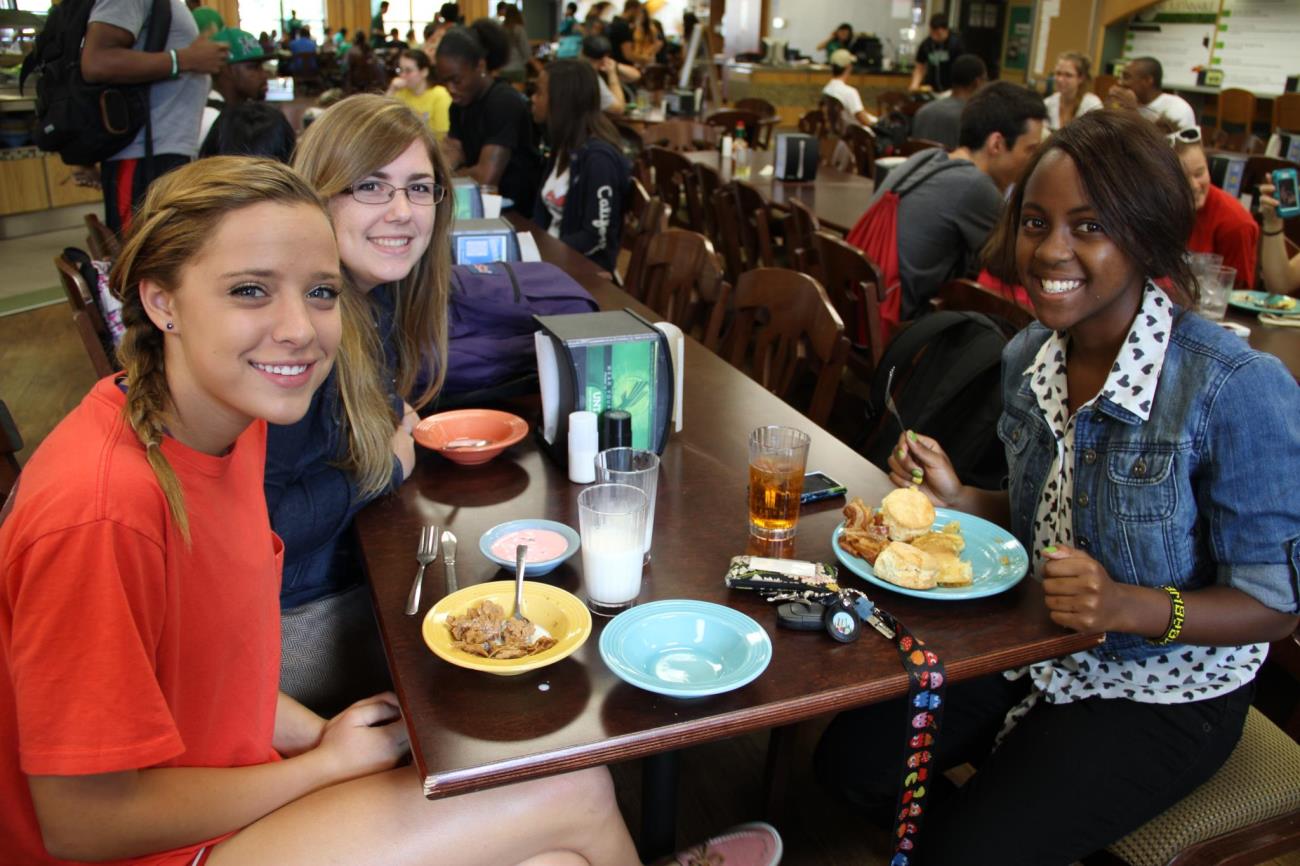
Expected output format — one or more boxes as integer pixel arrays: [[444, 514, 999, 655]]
[[513, 544, 552, 642], [444, 438, 492, 450]]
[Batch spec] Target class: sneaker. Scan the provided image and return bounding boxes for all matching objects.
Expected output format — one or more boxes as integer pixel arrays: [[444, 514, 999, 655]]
[[671, 821, 783, 866]]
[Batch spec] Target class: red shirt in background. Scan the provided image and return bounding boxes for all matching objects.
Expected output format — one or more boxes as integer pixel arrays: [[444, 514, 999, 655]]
[[0, 377, 282, 866], [1189, 183, 1259, 288]]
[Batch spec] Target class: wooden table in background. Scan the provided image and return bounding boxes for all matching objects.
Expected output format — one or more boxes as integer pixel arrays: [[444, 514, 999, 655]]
[[685, 149, 874, 233], [354, 216, 1102, 856]]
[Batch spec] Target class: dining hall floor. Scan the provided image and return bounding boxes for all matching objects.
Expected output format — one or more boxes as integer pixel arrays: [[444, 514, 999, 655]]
[[3, 230, 1299, 866]]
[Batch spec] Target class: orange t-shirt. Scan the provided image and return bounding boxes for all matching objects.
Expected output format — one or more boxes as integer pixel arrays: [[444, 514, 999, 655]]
[[0, 377, 283, 866]]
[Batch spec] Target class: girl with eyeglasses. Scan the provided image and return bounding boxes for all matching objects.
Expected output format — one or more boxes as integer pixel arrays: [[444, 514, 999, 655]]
[[1044, 52, 1102, 131], [266, 94, 452, 717], [386, 49, 451, 140], [1170, 125, 1260, 288]]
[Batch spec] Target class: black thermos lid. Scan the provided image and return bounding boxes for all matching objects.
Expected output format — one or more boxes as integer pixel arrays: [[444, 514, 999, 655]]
[[600, 410, 633, 450]]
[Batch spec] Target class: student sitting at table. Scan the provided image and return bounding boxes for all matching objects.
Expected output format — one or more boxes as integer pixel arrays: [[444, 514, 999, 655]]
[[387, 48, 452, 139], [267, 94, 449, 716], [866, 80, 1046, 321], [822, 48, 876, 128], [816, 22, 854, 64], [582, 34, 641, 114], [1044, 51, 1102, 131], [910, 54, 987, 149], [817, 110, 1300, 866], [1107, 56, 1197, 132], [532, 59, 631, 272], [437, 19, 543, 210], [1259, 181, 1300, 295], [1172, 126, 1259, 287], [2, 155, 772, 866]]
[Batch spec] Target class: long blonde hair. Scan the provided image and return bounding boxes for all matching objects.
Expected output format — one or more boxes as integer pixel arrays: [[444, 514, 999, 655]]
[[1057, 52, 1093, 122], [111, 157, 329, 539], [293, 94, 453, 498]]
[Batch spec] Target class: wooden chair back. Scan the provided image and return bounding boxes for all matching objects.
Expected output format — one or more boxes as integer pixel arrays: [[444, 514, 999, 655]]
[[935, 279, 1036, 331], [735, 97, 777, 119], [694, 161, 722, 239], [710, 187, 746, 286], [784, 198, 822, 281], [705, 109, 762, 147], [732, 181, 776, 269], [623, 177, 651, 247], [620, 193, 670, 296], [641, 119, 706, 152], [798, 108, 825, 139], [843, 125, 876, 179], [55, 254, 116, 376], [1216, 88, 1257, 137], [901, 137, 945, 157], [636, 229, 726, 337], [84, 213, 121, 260], [819, 95, 847, 138], [705, 268, 850, 427], [1273, 93, 1300, 135], [73, 310, 117, 378], [813, 229, 885, 368], [646, 145, 703, 231], [0, 400, 21, 503]]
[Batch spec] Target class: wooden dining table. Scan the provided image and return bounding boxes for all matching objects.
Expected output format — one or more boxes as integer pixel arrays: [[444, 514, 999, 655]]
[[684, 149, 874, 233], [353, 215, 1102, 856]]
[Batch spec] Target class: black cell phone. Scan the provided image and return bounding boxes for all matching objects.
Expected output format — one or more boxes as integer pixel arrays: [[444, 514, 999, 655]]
[[801, 470, 847, 504]]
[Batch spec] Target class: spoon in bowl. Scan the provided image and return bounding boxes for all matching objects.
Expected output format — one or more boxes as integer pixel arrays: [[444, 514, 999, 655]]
[[513, 544, 552, 643]]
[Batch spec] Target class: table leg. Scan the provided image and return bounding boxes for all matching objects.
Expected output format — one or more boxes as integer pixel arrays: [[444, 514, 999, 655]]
[[638, 750, 679, 861]]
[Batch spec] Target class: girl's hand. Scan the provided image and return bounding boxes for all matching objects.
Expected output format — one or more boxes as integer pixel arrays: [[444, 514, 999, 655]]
[[888, 431, 962, 508], [316, 692, 409, 783], [387, 75, 406, 94], [1041, 545, 1136, 633], [391, 423, 416, 481], [1259, 183, 1284, 232]]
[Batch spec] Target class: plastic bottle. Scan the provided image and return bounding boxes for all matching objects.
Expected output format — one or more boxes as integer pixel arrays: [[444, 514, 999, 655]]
[[733, 121, 751, 179], [568, 411, 598, 483], [720, 130, 733, 181]]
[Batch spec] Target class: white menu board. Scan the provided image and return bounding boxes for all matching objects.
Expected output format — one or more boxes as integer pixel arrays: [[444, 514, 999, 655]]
[[1123, 21, 1216, 90], [1210, 0, 1300, 96]]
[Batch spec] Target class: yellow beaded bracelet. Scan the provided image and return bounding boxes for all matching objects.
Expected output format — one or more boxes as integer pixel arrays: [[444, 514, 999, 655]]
[[1153, 585, 1186, 646]]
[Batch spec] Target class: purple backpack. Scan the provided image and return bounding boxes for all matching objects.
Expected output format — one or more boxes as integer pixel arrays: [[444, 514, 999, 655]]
[[444, 261, 599, 397]]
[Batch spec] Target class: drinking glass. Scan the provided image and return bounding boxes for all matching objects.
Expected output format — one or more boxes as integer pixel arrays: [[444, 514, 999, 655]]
[[747, 426, 811, 540], [1196, 265, 1235, 321], [577, 483, 648, 615], [594, 448, 660, 563]]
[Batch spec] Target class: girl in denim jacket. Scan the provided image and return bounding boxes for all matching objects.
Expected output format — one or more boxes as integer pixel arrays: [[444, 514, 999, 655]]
[[816, 111, 1299, 865]]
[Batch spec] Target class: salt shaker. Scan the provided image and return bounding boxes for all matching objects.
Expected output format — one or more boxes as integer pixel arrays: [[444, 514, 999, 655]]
[[568, 411, 598, 483]]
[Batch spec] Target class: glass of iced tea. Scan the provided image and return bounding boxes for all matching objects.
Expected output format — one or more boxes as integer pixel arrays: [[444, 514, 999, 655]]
[[747, 426, 811, 540]]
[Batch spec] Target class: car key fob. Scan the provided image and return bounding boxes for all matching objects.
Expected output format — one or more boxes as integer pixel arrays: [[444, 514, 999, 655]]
[[776, 601, 827, 631]]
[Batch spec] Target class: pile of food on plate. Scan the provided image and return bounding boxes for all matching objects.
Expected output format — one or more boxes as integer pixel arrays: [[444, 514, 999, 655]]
[[838, 488, 972, 590], [446, 599, 557, 659]]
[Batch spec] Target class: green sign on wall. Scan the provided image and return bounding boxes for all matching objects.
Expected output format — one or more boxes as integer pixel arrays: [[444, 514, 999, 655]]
[[1004, 5, 1032, 71]]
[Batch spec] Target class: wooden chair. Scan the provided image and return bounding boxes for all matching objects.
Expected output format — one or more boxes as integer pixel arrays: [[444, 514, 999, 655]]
[[1273, 93, 1300, 135], [819, 95, 848, 138], [703, 268, 850, 428], [876, 89, 910, 117], [709, 182, 775, 284], [623, 177, 651, 248], [735, 98, 778, 149], [735, 97, 777, 119], [619, 192, 670, 295], [842, 124, 876, 179], [784, 198, 822, 282], [1091, 629, 1300, 866], [1214, 88, 1259, 152], [813, 229, 885, 377], [55, 253, 116, 376], [641, 119, 709, 153], [84, 213, 120, 260], [705, 109, 762, 148], [693, 161, 722, 240], [797, 108, 826, 139], [0, 400, 21, 502], [645, 146, 704, 231], [935, 279, 1035, 331], [632, 229, 727, 337], [901, 137, 945, 157]]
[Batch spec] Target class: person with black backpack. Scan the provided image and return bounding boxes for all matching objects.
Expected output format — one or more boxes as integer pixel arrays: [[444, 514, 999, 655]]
[[81, 0, 228, 231]]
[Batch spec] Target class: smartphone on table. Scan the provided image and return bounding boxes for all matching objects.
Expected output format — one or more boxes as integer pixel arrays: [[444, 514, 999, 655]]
[[1273, 168, 1300, 219], [801, 470, 847, 504]]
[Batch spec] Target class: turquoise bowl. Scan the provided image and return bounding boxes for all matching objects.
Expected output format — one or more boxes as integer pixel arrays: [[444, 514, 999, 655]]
[[599, 600, 772, 698], [479, 519, 580, 576]]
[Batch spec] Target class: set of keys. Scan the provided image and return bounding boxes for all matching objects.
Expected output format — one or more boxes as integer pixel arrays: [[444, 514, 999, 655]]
[[765, 587, 897, 643]]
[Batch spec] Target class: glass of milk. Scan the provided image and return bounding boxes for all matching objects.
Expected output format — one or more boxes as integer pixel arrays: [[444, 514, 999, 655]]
[[578, 483, 648, 616], [594, 448, 660, 563]]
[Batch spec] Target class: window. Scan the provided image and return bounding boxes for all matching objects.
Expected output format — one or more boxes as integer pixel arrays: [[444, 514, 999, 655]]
[[238, 0, 325, 39]]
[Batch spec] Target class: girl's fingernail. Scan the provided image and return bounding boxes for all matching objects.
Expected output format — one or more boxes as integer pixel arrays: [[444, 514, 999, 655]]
[[907, 430, 918, 442], [911, 468, 923, 477], [1043, 545, 1057, 554], [898, 448, 906, 459]]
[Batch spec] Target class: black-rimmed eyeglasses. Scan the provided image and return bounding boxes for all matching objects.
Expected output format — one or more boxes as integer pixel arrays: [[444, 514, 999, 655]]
[[344, 179, 446, 206]]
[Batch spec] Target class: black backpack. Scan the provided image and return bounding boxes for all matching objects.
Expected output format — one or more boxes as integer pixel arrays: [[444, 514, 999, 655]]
[[20, 0, 171, 166], [857, 311, 1016, 490]]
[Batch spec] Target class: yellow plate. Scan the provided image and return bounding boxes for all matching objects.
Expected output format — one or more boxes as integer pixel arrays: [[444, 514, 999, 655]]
[[423, 581, 592, 676]]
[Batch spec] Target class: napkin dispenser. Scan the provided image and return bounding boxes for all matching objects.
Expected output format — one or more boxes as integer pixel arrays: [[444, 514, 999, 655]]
[[535, 309, 674, 465], [452, 178, 484, 219], [773, 133, 819, 182], [666, 87, 701, 116]]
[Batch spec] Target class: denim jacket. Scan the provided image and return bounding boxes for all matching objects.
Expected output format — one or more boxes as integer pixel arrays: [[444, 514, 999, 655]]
[[998, 311, 1300, 661]]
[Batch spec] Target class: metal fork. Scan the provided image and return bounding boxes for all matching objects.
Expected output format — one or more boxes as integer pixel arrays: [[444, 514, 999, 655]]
[[404, 525, 440, 616], [884, 366, 907, 435]]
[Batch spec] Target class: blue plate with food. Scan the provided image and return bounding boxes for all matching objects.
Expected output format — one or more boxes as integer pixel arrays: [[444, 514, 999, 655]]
[[832, 488, 1028, 600], [479, 519, 580, 576], [599, 600, 772, 698], [1228, 291, 1300, 315]]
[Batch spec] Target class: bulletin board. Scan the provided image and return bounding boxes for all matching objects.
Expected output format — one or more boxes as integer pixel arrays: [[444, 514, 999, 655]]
[[1122, 19, 1216, 90], [1003, 5, 1032, 72], [1209, 0, 1300, 96]]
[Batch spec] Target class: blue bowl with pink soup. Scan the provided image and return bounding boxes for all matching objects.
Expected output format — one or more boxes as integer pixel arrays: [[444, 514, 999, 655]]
[[479, 519, 581, 576]]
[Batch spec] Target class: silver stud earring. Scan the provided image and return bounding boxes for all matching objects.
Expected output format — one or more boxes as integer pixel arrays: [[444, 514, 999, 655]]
[[166, 322, 174, 330]]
